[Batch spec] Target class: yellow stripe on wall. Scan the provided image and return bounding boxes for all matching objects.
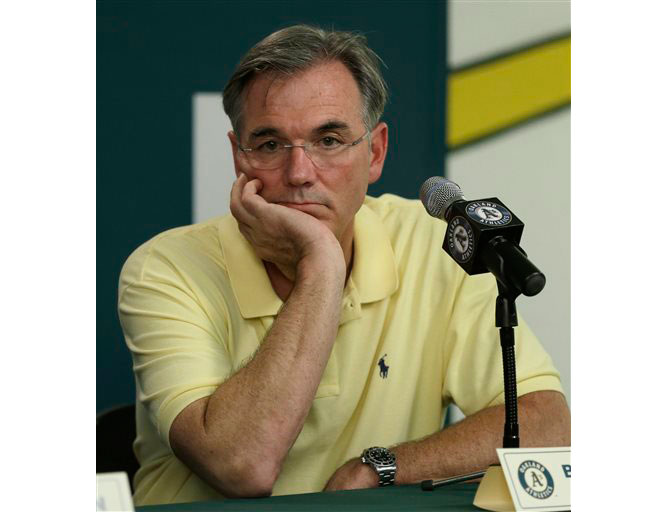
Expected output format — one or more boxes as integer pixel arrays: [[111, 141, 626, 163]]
[[448, 37, 570, 148]]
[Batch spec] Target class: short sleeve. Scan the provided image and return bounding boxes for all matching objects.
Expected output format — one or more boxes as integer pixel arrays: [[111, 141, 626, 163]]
[[118, 245, 232, 449], [442, 272, 563, 416]]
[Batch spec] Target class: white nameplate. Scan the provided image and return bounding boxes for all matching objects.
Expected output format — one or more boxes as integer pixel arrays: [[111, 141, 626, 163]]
[[497, 447, 570, 512], [97, 472, 135, 511]]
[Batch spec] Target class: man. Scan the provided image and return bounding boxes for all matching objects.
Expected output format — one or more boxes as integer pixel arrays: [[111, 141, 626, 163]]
[[118, 25, 570, 506]]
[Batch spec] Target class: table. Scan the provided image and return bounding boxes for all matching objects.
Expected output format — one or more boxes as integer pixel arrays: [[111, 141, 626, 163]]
[[136, 483, 481, 511]]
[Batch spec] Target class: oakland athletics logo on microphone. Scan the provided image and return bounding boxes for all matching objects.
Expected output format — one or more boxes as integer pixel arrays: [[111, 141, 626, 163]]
[[446, 216, 475, 263], [466, 201, 512, 227], [517, 460, 555, 499]]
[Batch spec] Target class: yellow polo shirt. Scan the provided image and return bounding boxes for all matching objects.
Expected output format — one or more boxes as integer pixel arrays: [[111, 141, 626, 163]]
[[118, 194, 563, 506]]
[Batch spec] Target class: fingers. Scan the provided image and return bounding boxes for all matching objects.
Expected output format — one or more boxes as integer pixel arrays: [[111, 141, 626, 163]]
[[230, 173, 266, 225], [241, 174, 263, 197], [229, 172, 246, 217], [230, 172, 249, 209], [239, 178, 267, 217]]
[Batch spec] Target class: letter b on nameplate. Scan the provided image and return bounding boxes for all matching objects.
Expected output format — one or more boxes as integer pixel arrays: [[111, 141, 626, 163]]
[[497, 447, 570, 512]]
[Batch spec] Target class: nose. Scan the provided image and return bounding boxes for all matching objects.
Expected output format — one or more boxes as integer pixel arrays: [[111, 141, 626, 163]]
[[284, 145, 318, 187]]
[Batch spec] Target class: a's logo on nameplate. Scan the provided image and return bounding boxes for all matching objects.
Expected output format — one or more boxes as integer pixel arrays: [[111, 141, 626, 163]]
[[497, 447, 570, 512], [517, 460, 555, 499]]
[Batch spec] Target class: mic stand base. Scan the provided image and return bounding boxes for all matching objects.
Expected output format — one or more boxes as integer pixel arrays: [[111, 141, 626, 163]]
[[472, 465, 514, 512]]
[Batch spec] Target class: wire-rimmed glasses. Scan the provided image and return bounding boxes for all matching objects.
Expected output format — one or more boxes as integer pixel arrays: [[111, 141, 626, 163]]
[[237, 130, 369, 170]]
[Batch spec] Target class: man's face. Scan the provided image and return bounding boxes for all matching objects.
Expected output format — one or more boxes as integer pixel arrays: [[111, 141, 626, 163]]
[[229, 60, 387, 243]]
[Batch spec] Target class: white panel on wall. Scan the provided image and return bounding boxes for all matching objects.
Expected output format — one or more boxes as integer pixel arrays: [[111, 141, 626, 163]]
[[449, 0, 571, 68], [192, 93, 236, 223], [447, 110, 571, 403]]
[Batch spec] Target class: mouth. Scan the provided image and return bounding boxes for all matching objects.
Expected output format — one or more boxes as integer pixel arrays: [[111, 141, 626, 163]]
[[277, 202, 327, 215], [279, 201, 321, 205]]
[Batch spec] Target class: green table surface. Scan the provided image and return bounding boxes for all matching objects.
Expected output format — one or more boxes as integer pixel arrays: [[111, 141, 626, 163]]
[[136, 483, 481, 511]]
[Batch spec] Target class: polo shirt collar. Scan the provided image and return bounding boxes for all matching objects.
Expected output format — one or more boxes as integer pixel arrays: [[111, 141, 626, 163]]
[[349, 203, 399, 304], [218, 203, 399, 319]]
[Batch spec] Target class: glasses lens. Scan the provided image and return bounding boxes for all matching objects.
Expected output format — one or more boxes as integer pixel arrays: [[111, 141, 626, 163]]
[[308, 144, 350, 168], [244, 148, 286, 170]]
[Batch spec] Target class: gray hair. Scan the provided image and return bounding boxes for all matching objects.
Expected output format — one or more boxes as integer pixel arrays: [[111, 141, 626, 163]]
[[223, 24, 388, 136]]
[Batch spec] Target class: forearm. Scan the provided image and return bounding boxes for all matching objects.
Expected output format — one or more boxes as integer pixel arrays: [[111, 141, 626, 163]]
[[392, 391, 571, 484], [172, 255, 345, 496], [324, 390, 570, 491], [206, 260, 344, 456]]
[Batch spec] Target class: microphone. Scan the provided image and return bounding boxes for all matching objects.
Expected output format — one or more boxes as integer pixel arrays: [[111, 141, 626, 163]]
[[420, 176, 545, 297]]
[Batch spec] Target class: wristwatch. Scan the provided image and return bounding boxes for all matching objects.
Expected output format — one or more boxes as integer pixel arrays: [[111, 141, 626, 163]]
[[361, 446, 397, 486]]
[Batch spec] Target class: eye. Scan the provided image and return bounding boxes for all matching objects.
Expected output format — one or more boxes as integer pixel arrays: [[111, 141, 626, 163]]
[[318, 136, 343, 149], [257, 140, 280, 153]]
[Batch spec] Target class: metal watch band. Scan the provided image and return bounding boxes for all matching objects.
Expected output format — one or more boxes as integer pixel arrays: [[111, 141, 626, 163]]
[[378, 468, 396, 486]]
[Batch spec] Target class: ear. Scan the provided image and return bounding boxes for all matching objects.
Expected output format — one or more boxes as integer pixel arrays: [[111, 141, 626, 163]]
[[228, 130, 243, 178], [368, 122, 388, 185]]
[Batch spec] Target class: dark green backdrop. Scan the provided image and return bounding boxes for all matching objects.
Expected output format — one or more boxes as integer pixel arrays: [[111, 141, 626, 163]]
[[97, 0, 447, 412]]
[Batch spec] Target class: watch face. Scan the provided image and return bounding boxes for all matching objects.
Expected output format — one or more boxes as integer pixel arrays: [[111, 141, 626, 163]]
[[365, 447, 396, 466]]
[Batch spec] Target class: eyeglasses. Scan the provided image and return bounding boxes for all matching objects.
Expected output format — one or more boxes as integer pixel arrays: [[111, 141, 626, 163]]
[[237, 130, 369, 170]]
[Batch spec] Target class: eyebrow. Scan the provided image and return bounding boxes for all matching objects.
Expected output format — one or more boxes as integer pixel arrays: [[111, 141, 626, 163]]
[[249, 127, 281, 140], [313, 121, 352, 135], [248, 120, 353, 140]]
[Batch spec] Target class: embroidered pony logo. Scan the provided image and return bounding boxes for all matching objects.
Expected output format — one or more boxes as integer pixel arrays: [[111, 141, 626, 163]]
[[378, 354, 389, 379]]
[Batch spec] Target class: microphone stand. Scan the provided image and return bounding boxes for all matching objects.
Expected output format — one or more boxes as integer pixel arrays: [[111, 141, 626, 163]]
[[423, 237, 544, 509], [470, 246, 544, 510], [485, 233, 542, 449], [495, 278, 521, 449], [421, 280, 522, 494]]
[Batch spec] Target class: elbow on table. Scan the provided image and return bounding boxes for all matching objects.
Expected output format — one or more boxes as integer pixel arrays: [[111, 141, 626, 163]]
[[212, 453, 282, 498]]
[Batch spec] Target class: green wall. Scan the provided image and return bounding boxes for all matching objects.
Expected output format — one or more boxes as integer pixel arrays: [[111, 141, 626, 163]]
[[97, 0, 447, 412]]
